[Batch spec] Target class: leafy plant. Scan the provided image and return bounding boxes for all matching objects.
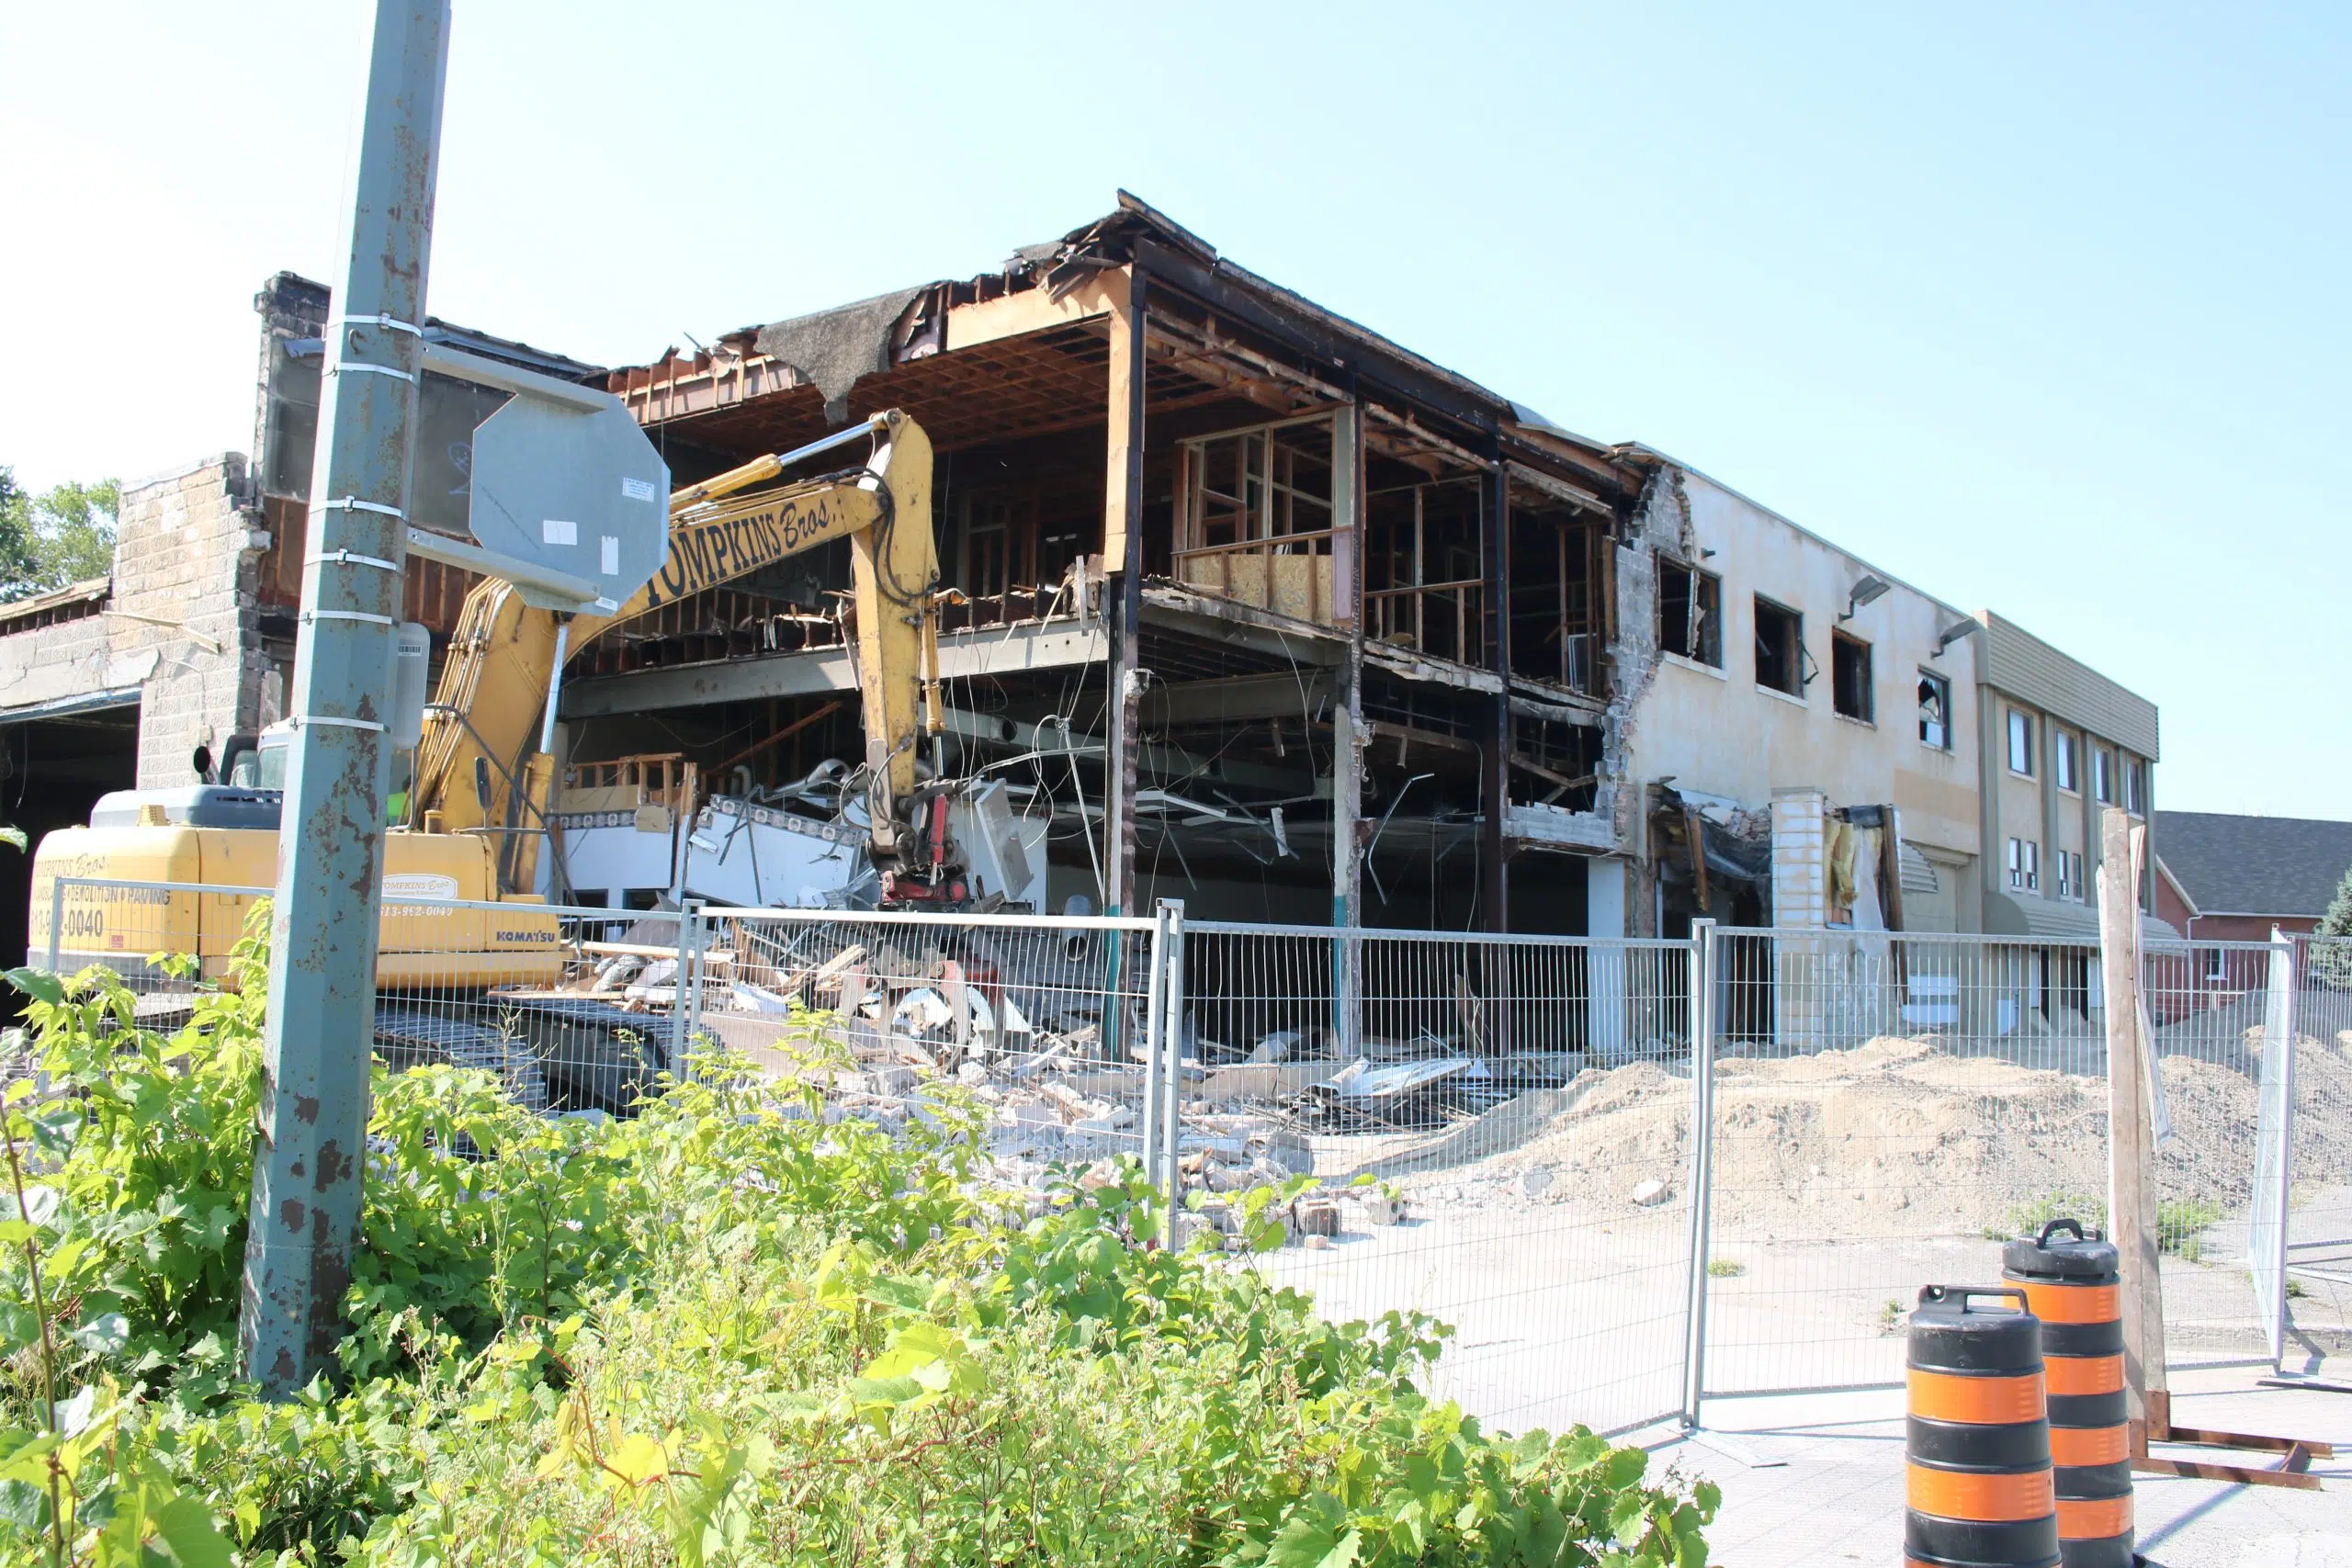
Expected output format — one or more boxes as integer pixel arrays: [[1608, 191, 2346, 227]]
[[1988, 1192, 2106, 1243], [1704, 1258, 1744, 1279], [0, 950, 1717, 1566], [2156, 1197, 2222, 1263]]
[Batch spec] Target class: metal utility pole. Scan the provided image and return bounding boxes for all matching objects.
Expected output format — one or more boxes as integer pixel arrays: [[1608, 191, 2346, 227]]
[[239, 0, 449, 1395]]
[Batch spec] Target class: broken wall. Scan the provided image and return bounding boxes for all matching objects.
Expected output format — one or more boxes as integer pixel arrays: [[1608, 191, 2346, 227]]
[[113, 455, 277, 787], [1613, 464, 1982, 932]]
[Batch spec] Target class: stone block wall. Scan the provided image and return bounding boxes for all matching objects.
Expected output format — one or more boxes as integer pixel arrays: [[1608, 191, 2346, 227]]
[[113, 455, 277, 787]]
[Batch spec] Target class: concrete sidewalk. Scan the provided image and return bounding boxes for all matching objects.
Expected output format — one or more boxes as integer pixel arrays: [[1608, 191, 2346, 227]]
[[1646, 1365, 2352, 1565]]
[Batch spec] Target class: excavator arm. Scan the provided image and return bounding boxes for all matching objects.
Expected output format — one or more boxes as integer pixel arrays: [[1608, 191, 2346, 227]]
[[410, 410, 940, 893]]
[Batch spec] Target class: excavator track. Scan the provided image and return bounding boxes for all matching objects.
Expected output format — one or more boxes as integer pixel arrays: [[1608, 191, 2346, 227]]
[[373, 1004, 552, 1113]]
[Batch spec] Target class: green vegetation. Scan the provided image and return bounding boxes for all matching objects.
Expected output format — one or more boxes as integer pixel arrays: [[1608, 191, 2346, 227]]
[[1990, 1192, 2222, 1262], [1986, 1192, 2106, 1243], [0, 469, 117, 603], [0, 927, 1716, 1566], [1878, 1300, 1905, 1335], [1703, 1259, 1744, 1280], [2313, 864, 2352, 989], [2156, 1197, 2222, 1264]]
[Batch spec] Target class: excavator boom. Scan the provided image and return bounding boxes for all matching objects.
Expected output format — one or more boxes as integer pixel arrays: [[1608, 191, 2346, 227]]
[[410, 411, 939, 891]]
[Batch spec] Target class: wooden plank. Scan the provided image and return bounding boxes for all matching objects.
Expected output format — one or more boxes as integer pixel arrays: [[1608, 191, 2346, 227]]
[[1684, 803, 1713, 913], [2132, 1453, 2322, 1490], [2099, 806, 2167, 1438], [1102, 271, 1143, 576], [2165, 1426, 2332, 1457], [944, 271, 1123, 353], [709, 700, 841, 776]]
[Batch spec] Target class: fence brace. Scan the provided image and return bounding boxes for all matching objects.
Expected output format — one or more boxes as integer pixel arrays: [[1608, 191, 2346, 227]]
[[2248, 927, 2299, 1367], [1160, 898, 1186, 1230], [1679, 919, 1717, 1427]]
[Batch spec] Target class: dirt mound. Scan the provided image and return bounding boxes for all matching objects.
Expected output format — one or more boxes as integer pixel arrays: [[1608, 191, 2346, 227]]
[[1393, 1030, 2352, 1240]]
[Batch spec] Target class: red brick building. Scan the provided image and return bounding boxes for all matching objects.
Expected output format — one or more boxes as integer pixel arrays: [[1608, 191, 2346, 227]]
[[2154, 810, 2352, 997]]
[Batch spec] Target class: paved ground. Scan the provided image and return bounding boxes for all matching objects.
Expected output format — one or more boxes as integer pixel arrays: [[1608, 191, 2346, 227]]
[[1644, 1364, 2352, 1566]]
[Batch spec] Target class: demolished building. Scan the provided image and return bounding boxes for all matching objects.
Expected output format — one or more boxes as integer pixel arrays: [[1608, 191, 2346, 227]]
[[0, 194, 2164, 994]]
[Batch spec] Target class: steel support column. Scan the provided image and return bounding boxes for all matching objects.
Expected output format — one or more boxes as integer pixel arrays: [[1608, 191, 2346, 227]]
[[1479, 461, 1510, 933], [238, 0, 449, 1395]]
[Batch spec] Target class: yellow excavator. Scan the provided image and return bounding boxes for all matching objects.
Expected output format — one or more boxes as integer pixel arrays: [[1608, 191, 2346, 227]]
[[28, 410, 960, 1107]]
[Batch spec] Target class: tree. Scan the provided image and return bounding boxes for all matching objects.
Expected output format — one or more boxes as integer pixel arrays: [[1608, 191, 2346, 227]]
[[0, 466, 119, 602], [2313, 863, 2352, 989]]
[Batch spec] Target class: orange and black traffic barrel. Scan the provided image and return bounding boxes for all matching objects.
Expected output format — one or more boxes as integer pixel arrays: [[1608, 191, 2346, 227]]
[[1906, 1284, 2060, 1568], [2003, 1219, 2132, 1568]]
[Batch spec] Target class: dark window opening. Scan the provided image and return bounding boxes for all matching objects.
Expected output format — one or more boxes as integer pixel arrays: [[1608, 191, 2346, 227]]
[[1917, 671, 1951, 749], [1831, 631, 1873, 721], [1657, 553, 1723, 668], [1754, 596, 1804, 696]]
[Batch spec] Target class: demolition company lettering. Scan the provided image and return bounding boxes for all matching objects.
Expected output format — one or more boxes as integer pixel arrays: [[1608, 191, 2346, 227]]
[[641, 493, 855, 610]]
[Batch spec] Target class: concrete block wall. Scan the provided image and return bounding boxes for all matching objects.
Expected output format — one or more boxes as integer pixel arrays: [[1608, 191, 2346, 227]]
[[114, 455, 277, 787], [0, 611, 119, 719]]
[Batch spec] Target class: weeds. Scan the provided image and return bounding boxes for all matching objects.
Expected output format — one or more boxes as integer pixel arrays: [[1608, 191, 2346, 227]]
[[1706, 1258, 1746, 1279], [2158, 1197, 2222, 1263], [1987, 1190, 2224, 1261], [0, 946, 1718, 1566]]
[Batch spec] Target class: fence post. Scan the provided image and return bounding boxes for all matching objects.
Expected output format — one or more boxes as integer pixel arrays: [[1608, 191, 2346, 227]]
[[671, 899, 704, 1074], [1161, 898, 1186, 1220], [45, 876, 65, 974], [1680, 919, 1718, 1428], [1140, 901, 1170, 1236], [2249, 926, 2299, 1367], [2098, 807, 2167, 1438]]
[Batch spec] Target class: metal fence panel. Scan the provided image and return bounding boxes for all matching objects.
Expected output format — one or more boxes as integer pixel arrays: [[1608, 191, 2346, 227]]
[[2284, 934, 2352, 1357], [2139, 934, 2321, 1366], [28, 874, 2352, 1420], [1695, 930, 2120, 1400], [1186, 919, 1698, 1438]]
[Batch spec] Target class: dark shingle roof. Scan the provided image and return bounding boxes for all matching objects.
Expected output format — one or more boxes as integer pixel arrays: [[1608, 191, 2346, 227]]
[[2155, 811, 2352, 919]]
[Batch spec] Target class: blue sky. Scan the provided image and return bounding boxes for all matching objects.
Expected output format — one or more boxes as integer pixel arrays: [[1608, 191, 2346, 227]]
[[3, 4, 2344, 816]]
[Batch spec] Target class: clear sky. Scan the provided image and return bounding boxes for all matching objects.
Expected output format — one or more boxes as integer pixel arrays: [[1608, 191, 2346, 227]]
[[3, 4, 2344, 817]]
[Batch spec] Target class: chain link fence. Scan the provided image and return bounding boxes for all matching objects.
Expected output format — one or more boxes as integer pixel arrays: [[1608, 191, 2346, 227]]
[[20, 874, 2352, 1435]]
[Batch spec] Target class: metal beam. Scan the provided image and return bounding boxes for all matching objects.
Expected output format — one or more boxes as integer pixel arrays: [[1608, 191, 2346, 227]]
[[558, 620, 1106, 718], [239, 0, 447, 1397], [1140, 584, 1349, 665], [1480, 462, 1510, 934], [1141, 670, 1338, 728]]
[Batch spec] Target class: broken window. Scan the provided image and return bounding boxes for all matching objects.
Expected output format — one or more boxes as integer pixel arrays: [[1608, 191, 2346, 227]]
[[2054, 730, 2077, 793], [1917, 671, 1951, 750], [2007, 836, 2040, 892], [1831, 630, 1873, 722], [1175, 412, 1339, 624], [2007, 708, 2035, 776], [1657, 553, 1722, 668], [1753, 596, 1804, 696], [1510, 503, 1607, 694]]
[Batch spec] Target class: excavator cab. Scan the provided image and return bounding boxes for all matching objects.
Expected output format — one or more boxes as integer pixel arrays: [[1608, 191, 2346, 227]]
[[219, 724, 409, 824]]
